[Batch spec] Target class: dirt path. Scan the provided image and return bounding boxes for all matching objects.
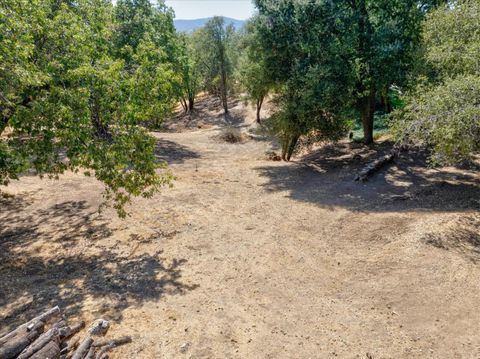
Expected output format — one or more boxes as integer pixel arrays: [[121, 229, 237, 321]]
[[1, 99, 479, 358]]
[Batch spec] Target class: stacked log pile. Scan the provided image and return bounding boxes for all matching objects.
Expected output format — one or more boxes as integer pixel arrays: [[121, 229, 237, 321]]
[[0, 307, 131, 359]]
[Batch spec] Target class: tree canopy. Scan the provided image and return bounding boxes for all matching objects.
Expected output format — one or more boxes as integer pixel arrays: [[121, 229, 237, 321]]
[[0, 0, 177, 216], [393, 0, 480, 164]]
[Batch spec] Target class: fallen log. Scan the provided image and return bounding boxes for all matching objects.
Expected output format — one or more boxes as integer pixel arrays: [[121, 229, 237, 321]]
[[71, 337, 93, 359], [29, 337, 61, 359], [60, 336, 79, 356], [355, 149, 397, 182], [59, 320, 85, 341], [0, 321, 45, 359], [17, 327, 60, 359], [0, 306, 60, 347], [84, 346, 96, 359]]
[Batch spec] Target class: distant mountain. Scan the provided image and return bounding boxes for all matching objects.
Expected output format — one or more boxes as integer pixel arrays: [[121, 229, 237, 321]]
[[174, 17, 246, 33]]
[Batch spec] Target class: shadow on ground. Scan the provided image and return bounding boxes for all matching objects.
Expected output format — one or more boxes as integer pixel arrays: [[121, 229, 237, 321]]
[[155, 138, 201, 164], [163, 96, 246, 132], [256, 141, 480, 260], [257, 141, 479, 213], [0, 197, 198, 334], [424, 214, 480, 263]]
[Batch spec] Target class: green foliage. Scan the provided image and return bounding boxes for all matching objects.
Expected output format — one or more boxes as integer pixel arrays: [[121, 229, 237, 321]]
[[393, 0, 480, 164], [190, 17, 235, 113], [235, 18, 273, 122], [175, 33, 202, 112], [393, 76, 480, 164], [0, 0, 177, 216], [254, 0, 426, 152], [254, 0, 356, 158], [422, 0, 480, 79]]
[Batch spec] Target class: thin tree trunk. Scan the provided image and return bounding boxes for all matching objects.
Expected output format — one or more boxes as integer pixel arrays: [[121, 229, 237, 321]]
[[220, 70, 228, 114], [188, 95, 195, 112], [89, 90, 111, 141], [281, 136, 289, 161], [219, 43, 228, 114], [256, 97, 264, 123], [181, 98, 187, 113]]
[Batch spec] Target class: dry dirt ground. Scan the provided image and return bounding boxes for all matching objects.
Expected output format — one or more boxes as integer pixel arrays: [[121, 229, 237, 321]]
[[1, 96, 479, 359]]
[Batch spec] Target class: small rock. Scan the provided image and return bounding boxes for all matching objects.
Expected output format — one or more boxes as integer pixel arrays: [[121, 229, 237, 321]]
[[89, 319, 110, 336], [180, 342, 190, 353]]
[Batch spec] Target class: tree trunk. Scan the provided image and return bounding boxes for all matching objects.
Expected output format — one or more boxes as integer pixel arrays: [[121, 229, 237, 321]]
[[188, 95, 195, 112], [89, 91, 111, 141], [281, 136, 289, 161], [219, 44, 228, 114], [220, 72, 228, 114], [181, 98, 188, 113], [286, 134, 300, 161], [256, 97, 264, 123], [361, 89, 376, 145]]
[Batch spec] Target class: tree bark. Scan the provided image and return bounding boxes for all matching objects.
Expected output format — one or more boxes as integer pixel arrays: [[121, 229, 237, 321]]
[[0, 322, 45, 359], [17, 327, 60, 359], [0, 306, 59, 347], [355, 148, 397, 182], [361, 88, 376, 145], [188, 95, 195, 112], [256, 97, 264, 123], [29, 338, 61, 359], [181, 98, 188, 113], [72, 337, 93, 359], [286, 134, 300, 161], [281, 136, 289, 161], [219, 43, 228, 114]]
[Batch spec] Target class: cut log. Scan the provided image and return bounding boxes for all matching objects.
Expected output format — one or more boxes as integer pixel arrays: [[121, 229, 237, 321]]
[[59, 320, 85, 341], [67, 321, 86, 338], [0, 321, 45, 359], [29, 338, 61, 359], [17, 327, 60, 359], [61, 336, 79, 355], [71, 337, 93, 359], [84, 346, 96, 359], [0, 306, 60, 346], [355, 150, 397, 182]]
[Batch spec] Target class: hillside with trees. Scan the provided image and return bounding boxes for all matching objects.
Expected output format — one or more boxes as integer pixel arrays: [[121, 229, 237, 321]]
[[0, 1, 479, 358]]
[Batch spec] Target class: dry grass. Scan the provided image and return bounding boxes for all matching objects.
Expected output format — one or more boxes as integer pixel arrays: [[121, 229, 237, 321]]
[[217, 127, 246, 144]]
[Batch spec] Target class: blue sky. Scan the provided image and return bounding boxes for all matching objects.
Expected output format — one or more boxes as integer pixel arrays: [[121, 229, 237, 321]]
[[164, 0, 256, 20]]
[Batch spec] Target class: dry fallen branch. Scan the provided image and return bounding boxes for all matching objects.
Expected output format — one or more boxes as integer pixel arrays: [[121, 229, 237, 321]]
[[355, 149, 397, 182]]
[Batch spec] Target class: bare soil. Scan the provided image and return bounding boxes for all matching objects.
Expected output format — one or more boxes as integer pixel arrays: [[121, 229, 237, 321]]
[[1, 97, 479, 358]]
